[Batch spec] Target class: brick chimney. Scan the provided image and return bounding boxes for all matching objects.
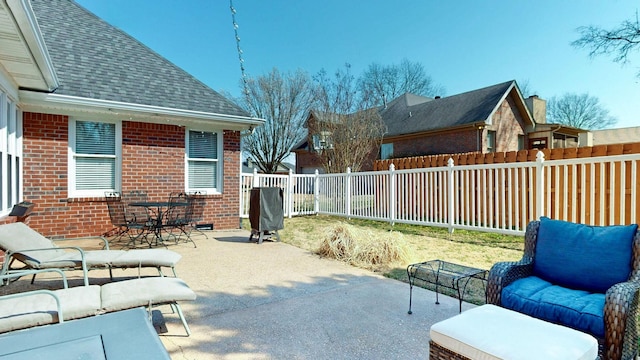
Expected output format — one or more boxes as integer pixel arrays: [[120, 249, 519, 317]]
[[525, 95, 546, 124]]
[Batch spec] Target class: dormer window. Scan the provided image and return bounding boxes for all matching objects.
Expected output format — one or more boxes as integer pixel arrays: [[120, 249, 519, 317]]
[[312, 131, 333, 152]]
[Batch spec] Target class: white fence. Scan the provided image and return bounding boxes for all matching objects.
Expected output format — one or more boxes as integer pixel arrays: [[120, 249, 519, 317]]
[[240, 152, 640, 235]]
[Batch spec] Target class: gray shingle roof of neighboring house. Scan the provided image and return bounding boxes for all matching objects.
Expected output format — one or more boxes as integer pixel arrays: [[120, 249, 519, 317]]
[[382, 80, 517, 137], [29, 0, 249, 117]]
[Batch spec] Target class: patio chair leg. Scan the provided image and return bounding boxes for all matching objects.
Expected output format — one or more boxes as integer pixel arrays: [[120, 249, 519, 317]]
[[190, 225, 209, 239], [174, 303, 191, 336]]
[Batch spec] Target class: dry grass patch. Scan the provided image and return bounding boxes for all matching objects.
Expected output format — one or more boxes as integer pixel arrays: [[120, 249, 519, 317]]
[[243, 215, 524, 304], [316, 223, 413, 271]]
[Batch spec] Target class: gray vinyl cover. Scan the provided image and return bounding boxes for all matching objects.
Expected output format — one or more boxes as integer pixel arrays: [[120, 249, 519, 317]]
[[249, 188, 284, 232]]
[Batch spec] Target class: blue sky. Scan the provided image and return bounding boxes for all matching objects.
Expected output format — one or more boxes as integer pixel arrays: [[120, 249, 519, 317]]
[[75, 0, 639, 129]]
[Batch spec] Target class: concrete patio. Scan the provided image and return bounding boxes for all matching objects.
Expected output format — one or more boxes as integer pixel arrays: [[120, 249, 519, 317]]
[[0, 229, 477, 359], [152, 229, 475, 359]]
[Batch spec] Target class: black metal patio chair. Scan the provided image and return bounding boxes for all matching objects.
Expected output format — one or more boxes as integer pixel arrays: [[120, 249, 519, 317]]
[[119, 191, 153, 248], [163, 192, 196, 248]]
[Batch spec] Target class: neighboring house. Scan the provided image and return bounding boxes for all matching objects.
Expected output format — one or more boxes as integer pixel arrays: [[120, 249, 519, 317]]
[[242, 159, 295, 174], [0, 0, 263, 238], [294, 80, 600, 173], [294, 80, 536, 172]]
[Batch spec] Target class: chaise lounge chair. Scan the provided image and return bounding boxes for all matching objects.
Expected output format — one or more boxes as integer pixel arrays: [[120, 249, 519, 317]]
[[0, 222, 181, 286], [0, 269, 197, 336]]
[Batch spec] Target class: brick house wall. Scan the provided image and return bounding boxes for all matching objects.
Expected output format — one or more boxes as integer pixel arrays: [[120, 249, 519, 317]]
[[295, 150, 323, 174], [490, 95, 527, 152], [13, 111, 241, 239], [390, 128, 478, 158]]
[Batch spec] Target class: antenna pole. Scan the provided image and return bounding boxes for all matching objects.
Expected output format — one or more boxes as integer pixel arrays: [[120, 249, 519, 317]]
[[229, 0, 249, 98]]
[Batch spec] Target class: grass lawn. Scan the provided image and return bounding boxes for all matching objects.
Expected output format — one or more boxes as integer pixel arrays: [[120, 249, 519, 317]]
[[243, 215, 524, 305]]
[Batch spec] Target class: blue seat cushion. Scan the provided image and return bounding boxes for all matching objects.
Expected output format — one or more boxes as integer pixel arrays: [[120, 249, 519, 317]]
[[534, 217, 637, 293], [502, 276, 605, 338]]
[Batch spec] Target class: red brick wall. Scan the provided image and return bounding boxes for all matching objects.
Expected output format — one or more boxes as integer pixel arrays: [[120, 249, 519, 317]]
[[8, 112, 242, 239], [391, 128, 478, 157], [294, 150, 323, 173]]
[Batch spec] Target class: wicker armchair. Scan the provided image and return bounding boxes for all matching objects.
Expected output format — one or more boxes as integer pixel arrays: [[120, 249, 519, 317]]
[[487, 220, 640, 360]]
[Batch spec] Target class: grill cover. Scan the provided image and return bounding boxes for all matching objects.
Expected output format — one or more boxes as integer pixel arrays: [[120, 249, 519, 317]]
[[249, 187, 284, 232]]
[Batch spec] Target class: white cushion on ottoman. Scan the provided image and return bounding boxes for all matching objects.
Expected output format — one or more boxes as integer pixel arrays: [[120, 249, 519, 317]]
[[430, 304, 598, 360]]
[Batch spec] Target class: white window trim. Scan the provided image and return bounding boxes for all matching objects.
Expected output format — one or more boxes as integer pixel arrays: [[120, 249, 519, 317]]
[[68, 118, 122, 198], [0, 93, 22, 216], [185, 128, 223, 194], [0, 93, 6, 213]]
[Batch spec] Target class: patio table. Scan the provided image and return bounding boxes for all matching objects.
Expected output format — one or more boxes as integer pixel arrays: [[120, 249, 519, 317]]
[[129, 201, 188, 247]]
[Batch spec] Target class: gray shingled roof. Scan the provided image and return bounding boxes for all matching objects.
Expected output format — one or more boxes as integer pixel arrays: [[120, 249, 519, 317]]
[[29, 0, 249, 117], [382, 81, 516, 137]]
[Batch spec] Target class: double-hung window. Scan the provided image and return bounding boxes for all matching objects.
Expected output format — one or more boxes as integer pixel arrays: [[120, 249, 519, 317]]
[[186, 129, 221, 193], [487, 130, 497, 153], [69, 119, 121, 197], [380, 143, 393, 159], [0, 93, 22, 214]]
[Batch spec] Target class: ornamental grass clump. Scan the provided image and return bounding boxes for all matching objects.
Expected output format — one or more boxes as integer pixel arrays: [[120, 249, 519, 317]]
[[316, 223, 413, 271]]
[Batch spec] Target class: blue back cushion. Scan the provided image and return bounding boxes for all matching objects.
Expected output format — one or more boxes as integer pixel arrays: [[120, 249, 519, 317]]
[[533, 217, 637, 293]]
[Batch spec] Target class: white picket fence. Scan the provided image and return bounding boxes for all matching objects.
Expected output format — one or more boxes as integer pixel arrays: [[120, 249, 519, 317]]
[[240, 152, 640, 235]]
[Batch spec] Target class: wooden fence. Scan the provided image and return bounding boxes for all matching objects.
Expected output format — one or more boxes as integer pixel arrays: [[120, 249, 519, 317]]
[[374, 142, 640, 170], [373, 142, 640, 230]]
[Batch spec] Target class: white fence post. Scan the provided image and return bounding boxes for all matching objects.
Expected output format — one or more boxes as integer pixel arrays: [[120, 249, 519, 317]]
[[535, 151, 545, 220], [314, 169, 320, 214], [389, 163, 396, 225], [287, 169, 294, 218], [252, 168, 259, 187], [346, 167, 352, 219], [447, 158, 455, 234]]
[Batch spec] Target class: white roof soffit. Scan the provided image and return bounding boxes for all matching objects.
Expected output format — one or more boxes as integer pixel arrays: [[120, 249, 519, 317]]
[[19, 91, 265, 130], [4, 0, 59, 91]]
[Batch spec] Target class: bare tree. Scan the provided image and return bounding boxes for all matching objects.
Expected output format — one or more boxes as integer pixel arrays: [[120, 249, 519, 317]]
[[547, 93, 617, 130], [517, 79, 535, 99], [358, 58, 445, 106], [572, 12, 640, 76], [312, 64, 386, 173], [238, 68, 316, 173]]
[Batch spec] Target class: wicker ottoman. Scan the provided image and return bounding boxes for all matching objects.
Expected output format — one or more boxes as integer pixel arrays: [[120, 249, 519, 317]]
[[429, 305, 598, 360]]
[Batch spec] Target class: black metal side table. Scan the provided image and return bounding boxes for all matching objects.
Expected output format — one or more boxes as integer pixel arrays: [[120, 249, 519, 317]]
[[407, 259, 487, 314]]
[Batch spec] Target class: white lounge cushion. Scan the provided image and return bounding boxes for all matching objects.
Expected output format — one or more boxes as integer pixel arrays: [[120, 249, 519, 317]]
[[0, 223, 62, 252], [0, 286, 101, 333], [52, 250, 125, 268], [430, 304, 598, 360], [0, 278, 196, 334], [0, 223, 181, 272], [100, 277, 196, 312], [110, 249, 181, 268]]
